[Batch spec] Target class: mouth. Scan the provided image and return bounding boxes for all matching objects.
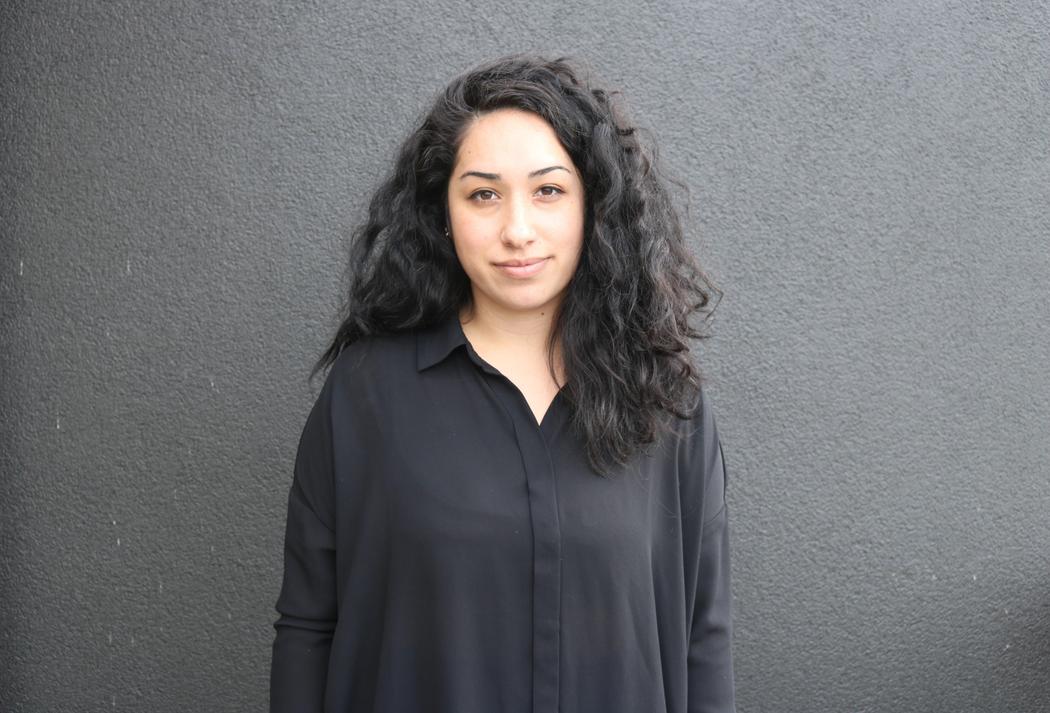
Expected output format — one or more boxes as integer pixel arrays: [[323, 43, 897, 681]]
[[493, 257, 551, 278], [494, 256, 549, 266]]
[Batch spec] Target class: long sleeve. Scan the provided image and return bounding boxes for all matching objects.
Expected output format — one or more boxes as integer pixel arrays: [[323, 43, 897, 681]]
[[270, 376, 339, 713], [684, 389, 736, 713]]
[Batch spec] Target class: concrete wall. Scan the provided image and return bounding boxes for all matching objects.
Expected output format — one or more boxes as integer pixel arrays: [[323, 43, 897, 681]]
[[2, 1, 1047, 711]]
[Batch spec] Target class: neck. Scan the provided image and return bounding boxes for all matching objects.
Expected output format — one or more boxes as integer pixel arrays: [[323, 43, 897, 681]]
[[461, 302, 555, 348], [458, 292, 567, 367]]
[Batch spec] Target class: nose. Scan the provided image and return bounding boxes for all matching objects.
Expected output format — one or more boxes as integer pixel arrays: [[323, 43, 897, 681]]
[[500, 194, 536, 247]]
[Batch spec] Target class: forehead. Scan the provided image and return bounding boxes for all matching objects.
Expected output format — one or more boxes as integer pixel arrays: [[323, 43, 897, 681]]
[[454, 108, 574, 171]]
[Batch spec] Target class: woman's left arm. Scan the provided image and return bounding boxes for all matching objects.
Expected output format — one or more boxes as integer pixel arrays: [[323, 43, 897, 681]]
[[684, 389, 736, 713]]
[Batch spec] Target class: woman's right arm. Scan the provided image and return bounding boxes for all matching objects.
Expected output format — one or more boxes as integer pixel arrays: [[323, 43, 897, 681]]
[[270, 376, 339, 713]]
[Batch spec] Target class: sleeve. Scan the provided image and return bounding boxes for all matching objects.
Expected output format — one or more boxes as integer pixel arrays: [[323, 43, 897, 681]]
[[684, 387, 736, 713], [270, 373, 339, 713]]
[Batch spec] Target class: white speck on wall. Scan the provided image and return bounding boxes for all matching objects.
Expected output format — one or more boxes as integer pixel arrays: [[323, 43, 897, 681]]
[[18, 259, 23, 276], [158, 580, 163, 593], [209, 377, 216, 391], [126, 257, 131, 274], [117, 538, 121, 546], [56, 417, 61, 430], [972, 574, 976, 581]]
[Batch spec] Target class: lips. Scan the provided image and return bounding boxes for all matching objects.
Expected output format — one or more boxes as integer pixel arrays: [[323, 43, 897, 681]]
[[495, 258, 548, 267], [493, 257, 550, 278]]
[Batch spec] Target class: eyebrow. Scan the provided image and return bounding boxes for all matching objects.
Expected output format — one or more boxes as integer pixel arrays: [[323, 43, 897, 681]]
[[457, 165, 571, 181]]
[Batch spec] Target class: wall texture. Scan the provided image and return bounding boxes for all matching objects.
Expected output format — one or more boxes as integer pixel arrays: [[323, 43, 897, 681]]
[[2, 1, 1048, 711]]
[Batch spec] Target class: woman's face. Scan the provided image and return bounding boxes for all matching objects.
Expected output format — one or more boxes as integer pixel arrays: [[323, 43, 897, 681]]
[[446, 108, 585, 320]]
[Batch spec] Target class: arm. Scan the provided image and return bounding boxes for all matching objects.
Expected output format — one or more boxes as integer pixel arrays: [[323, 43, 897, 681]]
[[685, 390, 736, 713], [270, 376, 339, 713]]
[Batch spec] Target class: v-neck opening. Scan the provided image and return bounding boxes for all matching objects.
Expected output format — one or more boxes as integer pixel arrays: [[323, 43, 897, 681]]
[[462, 340, 566, 436], [536, 388, 566, 433]]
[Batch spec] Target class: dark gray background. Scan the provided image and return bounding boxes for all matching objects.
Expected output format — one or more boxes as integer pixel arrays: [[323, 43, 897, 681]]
[[2, 1, 1048, 711]]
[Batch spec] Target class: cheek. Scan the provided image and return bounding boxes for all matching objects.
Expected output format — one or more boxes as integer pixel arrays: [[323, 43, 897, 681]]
[[558, 213, 586, 254], [451, 234, 490, 270], [553, 196, 585, 242]]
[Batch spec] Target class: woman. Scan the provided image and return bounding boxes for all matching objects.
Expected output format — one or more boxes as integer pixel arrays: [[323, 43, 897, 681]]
[[270, 53, 735, 713]]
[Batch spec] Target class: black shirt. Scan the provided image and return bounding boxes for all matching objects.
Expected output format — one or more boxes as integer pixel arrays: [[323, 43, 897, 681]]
[[270, 313, 735, 713]]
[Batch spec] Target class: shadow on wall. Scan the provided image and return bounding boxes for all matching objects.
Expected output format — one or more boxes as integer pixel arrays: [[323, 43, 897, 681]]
[[897, 567, 1050, 713], [996, 583, 1050, 712]]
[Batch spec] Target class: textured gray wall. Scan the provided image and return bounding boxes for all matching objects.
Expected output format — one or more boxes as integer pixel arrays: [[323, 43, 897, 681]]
[[2, 1, 1048, 711]]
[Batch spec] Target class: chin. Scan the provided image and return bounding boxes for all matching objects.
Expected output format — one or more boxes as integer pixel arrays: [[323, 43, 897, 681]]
[[502, 295, 564, 313]]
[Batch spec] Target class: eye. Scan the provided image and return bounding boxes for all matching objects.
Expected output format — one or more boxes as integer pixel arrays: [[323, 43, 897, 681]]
[[468, 186, 563, 202], [469, 189, 497, 202]]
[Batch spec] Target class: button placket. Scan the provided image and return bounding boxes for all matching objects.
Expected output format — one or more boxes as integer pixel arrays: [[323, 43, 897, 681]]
[[465, 347, 564, 713]]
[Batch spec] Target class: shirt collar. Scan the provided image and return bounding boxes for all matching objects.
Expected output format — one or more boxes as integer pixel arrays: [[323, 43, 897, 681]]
[[416, 312, 469, 372]]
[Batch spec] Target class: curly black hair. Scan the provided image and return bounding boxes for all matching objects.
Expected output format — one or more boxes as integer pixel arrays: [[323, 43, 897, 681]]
[[313, 53, 721, 476]]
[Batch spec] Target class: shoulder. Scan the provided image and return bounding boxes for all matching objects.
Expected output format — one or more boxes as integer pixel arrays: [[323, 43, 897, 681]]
[[669, 383, 719, 452], [672, 383, 728, 521], [324, 329, 419, 394], [300, 329, 422, 459]]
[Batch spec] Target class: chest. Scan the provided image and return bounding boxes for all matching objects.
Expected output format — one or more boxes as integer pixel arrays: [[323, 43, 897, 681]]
[[339, 365, 682, 575]]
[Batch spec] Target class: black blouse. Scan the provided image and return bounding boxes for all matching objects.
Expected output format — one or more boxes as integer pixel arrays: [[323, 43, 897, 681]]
[[270, 313, 735, 713]]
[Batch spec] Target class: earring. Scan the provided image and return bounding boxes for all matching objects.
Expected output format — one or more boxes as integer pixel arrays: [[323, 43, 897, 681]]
[[444, 226, 450, 239]]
